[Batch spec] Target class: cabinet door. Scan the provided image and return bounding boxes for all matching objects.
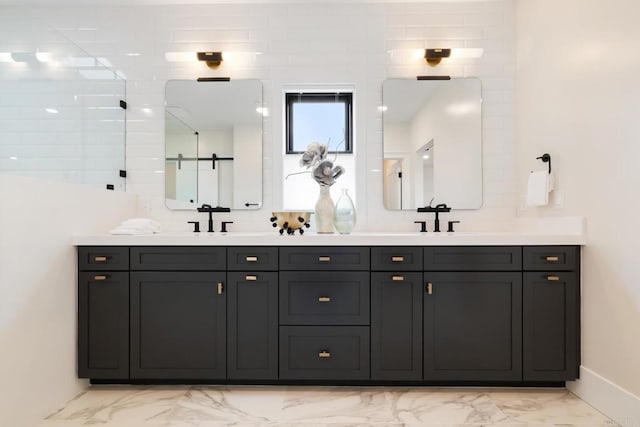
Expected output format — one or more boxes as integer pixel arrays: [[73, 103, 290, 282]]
[[227, 272, 278, 380], [130, 272, 226, 379], [423, 272, 522, 381], [523, 272, 579, 381], [371, 272, 422, 380], [78, 272, 129, 379]]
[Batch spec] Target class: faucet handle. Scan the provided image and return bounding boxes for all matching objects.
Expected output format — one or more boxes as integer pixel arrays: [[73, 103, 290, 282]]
[[221, 221, 233, 233], [188, 221, 200, 233], [414, 220, 428, 233], [447, 220, 460, 233]]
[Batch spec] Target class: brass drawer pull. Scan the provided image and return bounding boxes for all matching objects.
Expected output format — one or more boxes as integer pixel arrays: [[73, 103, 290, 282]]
[[319, 351, 331, 358], [392, 275, 404, 281], [246, 256, 258, 262], [318, 256, 331, 262], [426, 282, 433, 295], [547, 275, 560, 281], [318, 296, 331, 302], [94, 256, 108, 262], [546, 256, 560, 262], [391, 256, 404, 262], [93, 275, 108, 281], [217, 282, 224, 294], [245, 275, 257, 281]]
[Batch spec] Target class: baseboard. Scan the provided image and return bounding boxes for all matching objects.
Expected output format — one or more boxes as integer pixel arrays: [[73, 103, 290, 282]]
[[568, 366, 640, 427]]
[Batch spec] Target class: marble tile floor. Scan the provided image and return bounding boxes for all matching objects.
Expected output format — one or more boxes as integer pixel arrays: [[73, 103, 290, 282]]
[[40, 386, 615, 427]]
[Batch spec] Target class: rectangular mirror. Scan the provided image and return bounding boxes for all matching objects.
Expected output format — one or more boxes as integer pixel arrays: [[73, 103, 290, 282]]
[[165, 79, 263, 210], [382, 78, 482, 210]]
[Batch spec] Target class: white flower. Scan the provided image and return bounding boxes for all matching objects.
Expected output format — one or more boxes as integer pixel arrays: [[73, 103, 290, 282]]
[[299, 142, 345, 187]]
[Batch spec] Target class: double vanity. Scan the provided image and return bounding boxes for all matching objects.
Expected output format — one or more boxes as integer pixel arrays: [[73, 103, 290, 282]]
[[75, 233, 582, 386]]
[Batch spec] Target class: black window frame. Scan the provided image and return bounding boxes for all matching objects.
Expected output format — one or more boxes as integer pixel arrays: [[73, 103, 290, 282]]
[[285, 92, 353, 154]]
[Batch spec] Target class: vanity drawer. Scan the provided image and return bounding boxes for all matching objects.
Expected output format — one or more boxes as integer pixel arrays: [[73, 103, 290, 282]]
[[279, 247, 370, 271], [130, 247, 226, 271], [279, 326, 370, 380], [228, 247, 278, 271], [279, 271, 370, 325], [523, 246, 578, 271], [424, 247, 522, 271], [78, 247, 129, 271], [371, 247, 423, 271]]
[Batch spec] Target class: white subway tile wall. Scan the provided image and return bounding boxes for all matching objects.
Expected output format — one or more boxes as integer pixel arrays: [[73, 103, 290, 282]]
[[26, 0, 516, 232]]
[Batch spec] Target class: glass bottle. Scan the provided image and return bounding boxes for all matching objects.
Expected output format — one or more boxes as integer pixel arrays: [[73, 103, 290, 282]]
[[334, 188, 356, 234]]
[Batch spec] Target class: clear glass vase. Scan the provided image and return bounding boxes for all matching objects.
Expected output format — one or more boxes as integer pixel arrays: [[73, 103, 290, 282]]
[[334, 188, 356, 234]]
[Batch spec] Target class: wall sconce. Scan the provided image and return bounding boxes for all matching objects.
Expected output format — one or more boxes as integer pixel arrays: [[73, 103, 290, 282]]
[[197, 51, 223, 69], [424, 49, 451, 67]]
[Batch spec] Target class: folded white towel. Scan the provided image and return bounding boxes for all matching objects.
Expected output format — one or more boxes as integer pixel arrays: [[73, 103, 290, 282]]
[[526, 170, 553, 207], [109, 218, 161, 235]]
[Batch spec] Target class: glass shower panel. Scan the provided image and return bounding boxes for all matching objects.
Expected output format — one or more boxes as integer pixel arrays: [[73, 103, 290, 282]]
[[0, 7, 126, 190]]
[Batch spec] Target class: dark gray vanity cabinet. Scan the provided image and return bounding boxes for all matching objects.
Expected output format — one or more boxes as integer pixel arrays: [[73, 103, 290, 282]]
[[129, 247, 227, 379], [78, 247, 129, 380], [423, 272, 523, 381], [371, 272, 423, 380], [227, 247, 279, 379], [371, 247, 423, 381], [130, 271, 227, 379], [279, 247, 370, 380], [77, 244, 580, 384], [523, 246, 580, 381]]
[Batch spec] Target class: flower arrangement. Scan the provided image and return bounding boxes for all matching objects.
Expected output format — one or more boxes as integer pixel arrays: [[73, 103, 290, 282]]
[[298, 142, 345, 187]]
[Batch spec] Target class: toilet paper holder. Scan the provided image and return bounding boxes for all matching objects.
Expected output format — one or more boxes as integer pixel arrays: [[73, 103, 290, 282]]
[[536, 153, 552, 174]]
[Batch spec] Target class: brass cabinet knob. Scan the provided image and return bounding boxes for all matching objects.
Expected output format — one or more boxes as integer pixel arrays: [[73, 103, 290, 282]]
[[246, 256, 258, 262], [319, 351, 331, 358], [318, 296, 331, 302], [391, 256, 404, 262], [94, 256, 108, 262]]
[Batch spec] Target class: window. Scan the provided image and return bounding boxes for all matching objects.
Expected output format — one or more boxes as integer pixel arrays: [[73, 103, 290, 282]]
[[285, 92, 353, 154]]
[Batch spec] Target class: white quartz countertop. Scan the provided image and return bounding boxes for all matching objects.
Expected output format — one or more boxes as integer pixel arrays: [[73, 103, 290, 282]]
[[72, 231, 586, 246]]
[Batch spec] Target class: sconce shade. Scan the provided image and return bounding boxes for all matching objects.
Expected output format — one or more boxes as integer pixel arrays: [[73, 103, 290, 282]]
[[424, 48, 451, 66], [197, 51, 223, 68]]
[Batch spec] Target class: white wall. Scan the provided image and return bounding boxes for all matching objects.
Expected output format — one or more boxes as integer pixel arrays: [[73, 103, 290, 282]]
[[26, 1, 517, 232], [515, 0, 640, 423], [0, 174, 137, 427]]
